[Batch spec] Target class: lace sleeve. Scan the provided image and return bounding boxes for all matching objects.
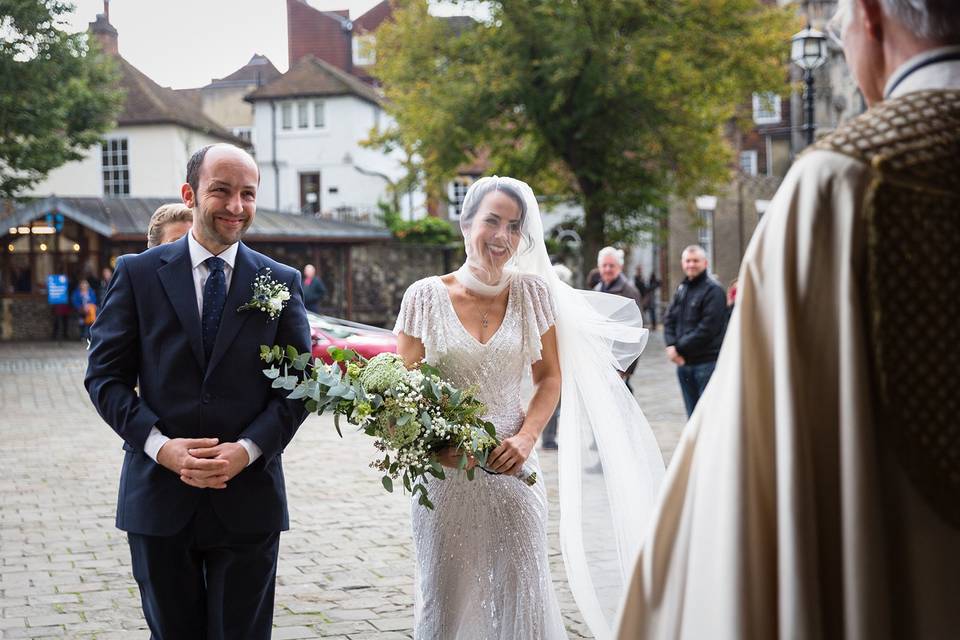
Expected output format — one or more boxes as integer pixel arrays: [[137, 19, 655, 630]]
[[393, 278, 432, 339], [520, 274, 557, 365]]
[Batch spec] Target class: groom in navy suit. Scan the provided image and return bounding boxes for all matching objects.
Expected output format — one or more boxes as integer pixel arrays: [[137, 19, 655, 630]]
[[86, 144, 311, 639]]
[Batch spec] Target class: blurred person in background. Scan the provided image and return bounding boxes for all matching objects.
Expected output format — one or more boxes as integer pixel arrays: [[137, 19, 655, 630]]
[[147, 203, 193, 249]]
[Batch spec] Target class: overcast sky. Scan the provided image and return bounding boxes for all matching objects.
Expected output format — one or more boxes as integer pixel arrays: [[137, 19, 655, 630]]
[[64, 1, 487, 90]]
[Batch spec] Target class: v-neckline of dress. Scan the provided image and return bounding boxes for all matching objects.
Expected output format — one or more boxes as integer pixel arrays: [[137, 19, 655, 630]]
[[434, 276, 514, 347]]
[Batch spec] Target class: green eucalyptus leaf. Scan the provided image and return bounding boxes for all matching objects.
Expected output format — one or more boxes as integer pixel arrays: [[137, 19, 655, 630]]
[[263, 367, 280, 379], [328, 384, 350, 397], [382, 475, 393, 492], [420, 362, 441, 378], [293, 352, 312, 370], [303, 379, 321, 401], [333, 413, 343, 437], [287, 384, 308, 400]]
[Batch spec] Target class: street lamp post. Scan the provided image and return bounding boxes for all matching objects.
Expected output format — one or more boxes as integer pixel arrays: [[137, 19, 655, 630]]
[[791, 25, 828, 146]]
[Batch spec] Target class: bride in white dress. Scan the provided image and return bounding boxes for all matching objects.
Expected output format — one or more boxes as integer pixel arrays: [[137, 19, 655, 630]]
[[395, 177, 664, 640]]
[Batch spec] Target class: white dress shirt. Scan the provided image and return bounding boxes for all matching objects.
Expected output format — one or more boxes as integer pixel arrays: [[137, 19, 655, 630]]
[[143, 232, 262, 466]]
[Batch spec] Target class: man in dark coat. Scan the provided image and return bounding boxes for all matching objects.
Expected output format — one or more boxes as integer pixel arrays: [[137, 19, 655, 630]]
[[85, 144, 311, 639], [663, 244, 726, 417], [301, 263, 327, 312]]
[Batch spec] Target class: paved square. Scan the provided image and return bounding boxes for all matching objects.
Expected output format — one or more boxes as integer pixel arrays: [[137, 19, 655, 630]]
[[0, 334, 685, 639]]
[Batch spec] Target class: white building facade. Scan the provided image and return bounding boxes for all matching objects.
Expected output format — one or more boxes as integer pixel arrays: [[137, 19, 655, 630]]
[[248, 56, 425, 223], [28, 125, 230, 200]]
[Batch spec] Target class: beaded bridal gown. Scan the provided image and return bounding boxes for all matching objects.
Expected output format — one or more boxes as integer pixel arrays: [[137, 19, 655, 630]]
[[394, 273, 569, 640]]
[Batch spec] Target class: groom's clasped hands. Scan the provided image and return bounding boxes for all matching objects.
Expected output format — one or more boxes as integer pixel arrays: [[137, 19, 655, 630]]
[[156, 437, 250, 489]]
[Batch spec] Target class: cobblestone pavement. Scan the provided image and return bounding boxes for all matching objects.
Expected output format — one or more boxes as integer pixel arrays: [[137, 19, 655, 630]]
[[0, 333, 686, 639]]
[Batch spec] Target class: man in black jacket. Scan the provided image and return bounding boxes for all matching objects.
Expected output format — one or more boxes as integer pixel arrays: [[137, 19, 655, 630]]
[[663, 245, 726, 417]]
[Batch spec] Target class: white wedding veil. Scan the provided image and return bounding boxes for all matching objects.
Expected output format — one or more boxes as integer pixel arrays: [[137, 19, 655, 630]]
[[457, 176, 665, 638]]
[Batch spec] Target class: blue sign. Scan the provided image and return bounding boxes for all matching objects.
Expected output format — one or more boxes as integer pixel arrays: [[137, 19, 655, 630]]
[[45, 212, 65, 232], [47, 274, 68, 305]]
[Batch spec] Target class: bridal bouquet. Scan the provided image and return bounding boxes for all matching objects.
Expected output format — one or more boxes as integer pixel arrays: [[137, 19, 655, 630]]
[[260, 345, 537, 509]]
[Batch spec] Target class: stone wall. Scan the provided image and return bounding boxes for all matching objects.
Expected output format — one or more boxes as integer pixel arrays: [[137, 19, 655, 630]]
[[348, 243, 460, 327], [666, 174, 782, 297], [244, 240, 458, 328], [0, 296, 58, 341]]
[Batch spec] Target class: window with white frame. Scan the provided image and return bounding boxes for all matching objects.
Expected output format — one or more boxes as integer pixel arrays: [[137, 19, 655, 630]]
[[695, 195, 716, 267], [297, 101, 309, 129], [739, 150, 758, 176], [101, 138, 130, 197], [313, 101, 325, 128], [352, 34, 376, 66], [449, 176, 474, 219], [281, 103, 292, 130], [752, 92, 781, 125]]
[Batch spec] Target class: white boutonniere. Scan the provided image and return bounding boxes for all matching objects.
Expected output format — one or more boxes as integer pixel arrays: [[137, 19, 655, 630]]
[[238, 268, 291, 321]]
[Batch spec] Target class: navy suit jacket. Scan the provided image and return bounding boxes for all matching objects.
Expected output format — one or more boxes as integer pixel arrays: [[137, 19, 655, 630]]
[[85, 236, 312, 536]]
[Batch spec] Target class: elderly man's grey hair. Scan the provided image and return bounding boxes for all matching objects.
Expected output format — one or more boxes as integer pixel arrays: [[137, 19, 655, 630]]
[[882, 0, 960, 43], [681, 245, 707, 260], [597, 246, 625, 266]]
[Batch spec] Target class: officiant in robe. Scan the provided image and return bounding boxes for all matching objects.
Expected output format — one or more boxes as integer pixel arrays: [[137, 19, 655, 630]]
[[616, 1, 960, 638]]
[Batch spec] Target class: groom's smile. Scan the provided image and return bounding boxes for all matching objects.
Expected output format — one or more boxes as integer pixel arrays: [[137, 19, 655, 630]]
[[181, 144, 260, 255]]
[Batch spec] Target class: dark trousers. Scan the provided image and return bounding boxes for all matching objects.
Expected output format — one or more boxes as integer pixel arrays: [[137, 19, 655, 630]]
[[677, 361, 716, 418], [127, 500, 280, 640], [52, 315, 70, 341]]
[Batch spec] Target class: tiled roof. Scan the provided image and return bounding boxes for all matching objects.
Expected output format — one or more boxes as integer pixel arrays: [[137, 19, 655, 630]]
[[114, 56, 245, 144], [245, 55, 382, 105], [208, 54, 282, 88], [354, 1, 391, 33], [2, 197, 391, 242]]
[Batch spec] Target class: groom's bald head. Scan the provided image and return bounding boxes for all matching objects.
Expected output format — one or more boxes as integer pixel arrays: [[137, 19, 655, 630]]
[[185, 144, 259, 196]]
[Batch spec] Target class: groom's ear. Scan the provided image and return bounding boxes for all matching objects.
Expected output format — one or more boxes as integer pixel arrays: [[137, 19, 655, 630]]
[[181, 182, 196, 208]]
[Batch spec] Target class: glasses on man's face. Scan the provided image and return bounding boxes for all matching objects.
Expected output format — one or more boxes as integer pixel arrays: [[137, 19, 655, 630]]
[[826, 0, 850, 48]]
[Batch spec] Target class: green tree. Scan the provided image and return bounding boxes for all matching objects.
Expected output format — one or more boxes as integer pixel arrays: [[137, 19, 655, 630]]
[[373, 0, 796, 265], [0, 0, 123, 200]]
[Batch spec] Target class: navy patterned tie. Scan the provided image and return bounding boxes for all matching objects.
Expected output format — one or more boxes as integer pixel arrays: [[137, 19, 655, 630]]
[[201, 256, 227, 362]]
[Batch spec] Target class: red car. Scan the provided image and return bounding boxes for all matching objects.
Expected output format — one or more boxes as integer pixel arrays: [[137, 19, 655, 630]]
[[307, 313, 398, 363]]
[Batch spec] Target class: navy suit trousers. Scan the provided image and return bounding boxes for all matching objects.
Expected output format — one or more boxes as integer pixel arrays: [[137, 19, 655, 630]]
[[127, 494, 279, 640]]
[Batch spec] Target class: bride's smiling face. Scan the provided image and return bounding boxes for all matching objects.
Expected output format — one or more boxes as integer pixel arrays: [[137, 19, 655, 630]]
[[469, 190, 524, 273]]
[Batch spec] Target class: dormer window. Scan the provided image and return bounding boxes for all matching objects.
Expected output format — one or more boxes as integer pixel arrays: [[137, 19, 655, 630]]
[[352, 34, 376, 66]]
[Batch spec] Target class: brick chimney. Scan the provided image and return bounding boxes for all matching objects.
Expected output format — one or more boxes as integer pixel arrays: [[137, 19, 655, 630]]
[[89, 1, 118, 55], [286, 0, 352, 72]]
